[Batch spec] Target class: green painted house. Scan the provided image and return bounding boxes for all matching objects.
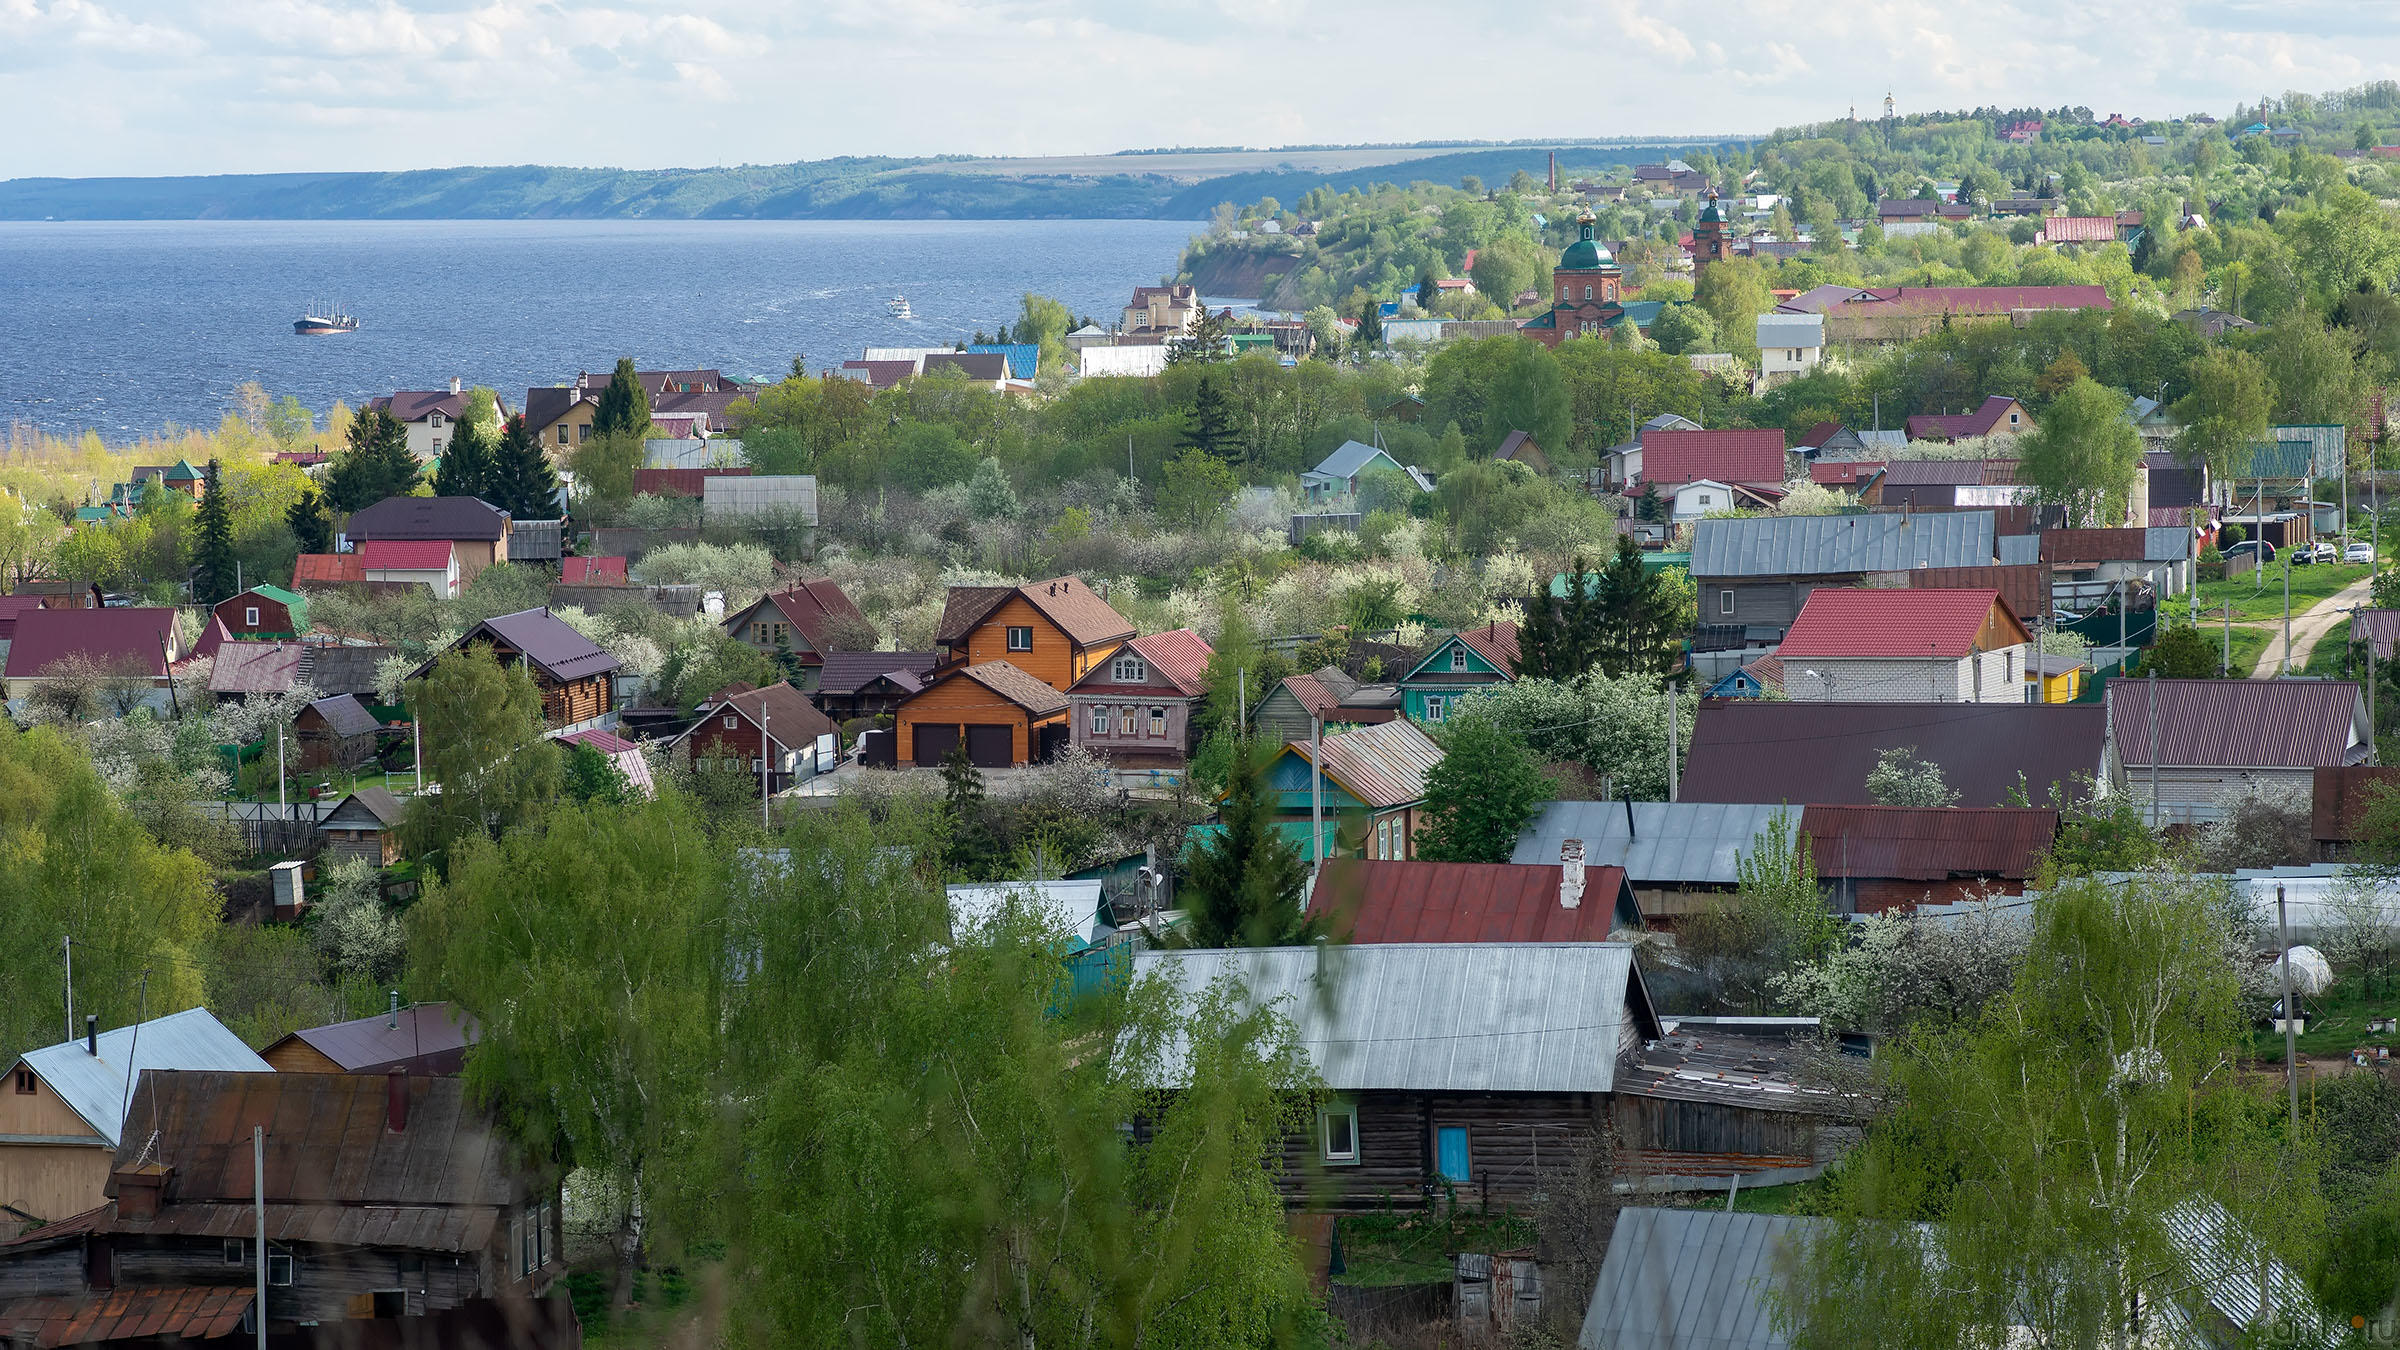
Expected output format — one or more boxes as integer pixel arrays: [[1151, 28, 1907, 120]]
[[1253, 718, 1442, 861], [1397, 621, 1520, 723]]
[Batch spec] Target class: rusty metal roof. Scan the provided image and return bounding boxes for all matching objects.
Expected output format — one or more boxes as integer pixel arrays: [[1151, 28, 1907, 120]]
[[1681, 702, 2109, 807], [1306, 859, 1639, 941], [1296, 718, 1442, 809], [1799, 805, 2058, 880], [2107, 678, 2363, 770], [0, 1288, 252, 1347]]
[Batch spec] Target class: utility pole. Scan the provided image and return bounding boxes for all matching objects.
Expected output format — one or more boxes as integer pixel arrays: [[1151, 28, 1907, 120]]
[[413, 717, 423, 795], [254, 1125, 267, 1350], [2282, 555, 2292, 677], [62, 936, 72, 1044], [1666, 684, 1680, 802], [2223, 601, 2232, 678], [1237, 667, 1246, 732], [2278, 883, 2299, 1129], [2147, 670, 2160, 829], [760, 705, 773, 831], [1310, 712, 1324, 876], [276, 723, 286, 812]]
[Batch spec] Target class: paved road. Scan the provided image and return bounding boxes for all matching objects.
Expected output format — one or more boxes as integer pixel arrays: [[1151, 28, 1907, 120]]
[[2250, 573, 2375, 678]]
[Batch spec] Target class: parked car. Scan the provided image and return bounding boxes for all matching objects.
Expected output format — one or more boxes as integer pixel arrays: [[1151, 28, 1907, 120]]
[[2224, 540, 2276, 565], [2294, 541, 2338, 565], [2346, 541, 2377, 564]]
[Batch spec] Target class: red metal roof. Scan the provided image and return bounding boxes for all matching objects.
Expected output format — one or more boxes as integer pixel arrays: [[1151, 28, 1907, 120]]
[[1305, 859, 1635, 941], [632, 466, 751, 497], [561, 555, 628, 585], [0, 1288, 252, 1347], [0, 594, 42, 641], [760, 579, 874, 653], [1834, 286, 2112, 317], [2108, 678, 2362, 769], [1800, 804, 2058, 880], [2041, 216, 2120, 242], [1810, 460, 1882, 487], [0, 606, 175, 680], [1637, 428, 1789, 487], [293, 552, 364, 586], [1776, 587, 2006, 660], [357, 538, 455, 571], [1455, 620, 1521, 672], [1904, 396, 2026, 441], [1072, 627, 1214, 697]]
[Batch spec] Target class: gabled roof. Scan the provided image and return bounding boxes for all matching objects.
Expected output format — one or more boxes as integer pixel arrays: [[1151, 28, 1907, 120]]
[[911, 659, 1070, 716], [560, 555, 628, 585], [451, 608, 620, 683], [1681, 702, 2110, 806], [933, 585, 1018, 646], [1306, 859, 1640, 941], [1018, 576, 1135, 648], [1405, 621, 1521, 680], [2040, 527, 2192, 564], [1, 606, 175, 680], [357, 538, 455, 571], [326, 785, 405, 827], [1135, 943, 1657, 1093], [1690, 511, 1997, 579], [1309, 440, 1402, 480], [227, 583, 308, 620], [1512, 801, 1798, 887], [303, 693, 382, 739], [292, 553, 365, 587], [14, 1009, 269, 1146], [1292, 717, 1443, 809], [687, 681, 839, 754], [1579, 1208, 1815, 1350], [264, 1002, 480, 1075], [746, 578, 872, 652], [304, 644, 395, 698], [1800, 804, 2058, 880], [208, 641, 311, 696], [1905, 395, 2026, 441], [1778, 587, 2020, 660], [344, 495, 508, 542], [2108, 678, 2363, 770], [817, 650, 939, 695], [370, 390, 470, 423], [1071, 628, 1213, 696]]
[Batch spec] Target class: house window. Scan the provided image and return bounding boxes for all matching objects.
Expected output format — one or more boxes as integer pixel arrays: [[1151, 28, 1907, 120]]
[[267, 1251, 296, 1287], [429, 412, 445, 427], [1118, 706, 1137, 735], [556, 426, 569, 447], [1089, 705, 1108, 735], [1719, 590, 1735, 616], [431, 438, 444, 454], [13, 1068, 34, 1094], [1319, 1103, 1360, 1164], [1449, 647, 1469, 672], [1113, 655, 1147, 682], [536, 1200, 553, 1268], [1376, 819, 1391, 859], [520, 1212, 539, 1277], [1697, 493, 1713, 507], [1006, 626, 1033, 652], [575, 424, 590, 443], [1423, 695, 1446, 722], [723, 715, 738, 730], [244, 606, 260, 626], [1149, 707, 1166, 737], [750, 757, 764, 774], [223, 1239, 244, 1265]]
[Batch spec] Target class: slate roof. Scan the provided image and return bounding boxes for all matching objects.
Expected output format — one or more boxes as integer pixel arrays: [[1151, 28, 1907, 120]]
[[1305, 859, 1639, 941], [264, 1002, 479, 1075], [922, 351, 1009, 381], [1576, 1207, 1813, 1350], [326, 786, 405, 827], [1134, 943, 1657, 1093], [1690, 511, 1996, 578], [303, 644, 394, 698], [1680, 702, 2110, 806], [344, 495, 507, 542], [1800, 804, 2058, 880], [1638, 428, 1789, 488], [1512, 802, 1796, 886], [1777, 587, 2011, 660], [1, 607, 175, 680], [1309, 440, 1401, 481], [14, 1009, 269, 1146], [454, 608, 620, 683], [1298, 717, 1443, 809], [816, 650, 939, 695], [2107, 678, 2362, 769], [0, 1288, 255, 1347]]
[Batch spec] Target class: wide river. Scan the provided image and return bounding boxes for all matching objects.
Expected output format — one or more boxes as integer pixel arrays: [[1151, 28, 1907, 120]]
[[0, 218, 1203, 437]]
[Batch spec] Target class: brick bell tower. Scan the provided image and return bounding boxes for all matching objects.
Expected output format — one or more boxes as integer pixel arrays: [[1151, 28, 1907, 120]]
[[1691, 193, 1734, 276]]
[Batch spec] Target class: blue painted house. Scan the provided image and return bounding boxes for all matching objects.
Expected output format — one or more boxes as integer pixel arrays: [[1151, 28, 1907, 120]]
[[1396, 621, 1520, 723], [1255, 718, 1443, 861]]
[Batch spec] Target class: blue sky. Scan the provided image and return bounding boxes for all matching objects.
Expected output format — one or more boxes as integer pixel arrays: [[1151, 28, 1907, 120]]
[[3, 0, 2394, 178]]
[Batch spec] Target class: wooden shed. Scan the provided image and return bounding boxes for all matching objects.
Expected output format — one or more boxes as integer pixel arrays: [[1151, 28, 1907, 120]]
[[421, 608, 621, 730], [318, 786, 404, 866], [291, 693, 381, 770]]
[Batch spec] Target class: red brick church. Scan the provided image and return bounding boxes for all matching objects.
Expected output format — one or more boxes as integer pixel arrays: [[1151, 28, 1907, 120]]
[[1518, 209, 1625, 347]]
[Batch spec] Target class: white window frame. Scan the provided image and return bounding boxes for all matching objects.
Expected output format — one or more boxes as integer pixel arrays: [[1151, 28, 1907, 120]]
[[1006, 626, 1033, 652], [267, 1251, 296, 1287], [1423, 695, 1446, 722], [1720, 590, 1735, 616], [1376, 818, 1391, 859], [1089, 705, 1108, 735], [1113, 655, 1146, 682], [1319, 1102, 1360, 1165], [1449, 646, 1469, 672], [723, 715, 738, 729], [1149, 706, 1166, 737], [244, 606, 260, 626]]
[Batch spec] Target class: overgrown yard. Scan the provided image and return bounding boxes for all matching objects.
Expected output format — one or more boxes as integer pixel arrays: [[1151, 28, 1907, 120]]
[[1335, 1209, 1537, 1287], [2193, 562, 2370, 622], [2249, 975, 2400, 1063]]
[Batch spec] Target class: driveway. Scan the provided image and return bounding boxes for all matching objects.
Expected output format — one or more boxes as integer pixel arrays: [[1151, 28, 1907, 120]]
[[2250, 572, 2375, 678]]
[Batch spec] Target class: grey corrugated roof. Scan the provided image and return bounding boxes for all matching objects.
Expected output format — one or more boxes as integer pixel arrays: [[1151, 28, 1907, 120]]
[[1134, 943, 1647, 1093], [1690, 511, 1996, 578], [2143, 526, 2192, 561], [1309, 440, 1397, 480], [15, 1008, 271, 1145], [1997, 533, 2040, 565], [1577, 1207, 1814, 1350], [1754, 313, 1824, 347], [1511, 802, 1794, 886]]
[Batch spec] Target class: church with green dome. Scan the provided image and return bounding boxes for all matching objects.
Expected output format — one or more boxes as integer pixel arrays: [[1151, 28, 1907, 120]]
[[1516, 209, 1661, 347]]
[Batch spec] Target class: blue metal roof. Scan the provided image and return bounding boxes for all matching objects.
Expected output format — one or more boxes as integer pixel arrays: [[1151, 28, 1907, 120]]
[[966, 343, 1040, 380], [17, 1008, 271, 1145], [1513, 802, 1796, 886]]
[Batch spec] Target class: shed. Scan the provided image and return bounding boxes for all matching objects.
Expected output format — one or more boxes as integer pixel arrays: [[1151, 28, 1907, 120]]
[[206, 640, 311, 699], [291, 693, 383, 769], [318, 786, 404, 866], [424, 608, 620, 730], [260, 1002, 481, 1076], [213, 584, 308, 640], [702, 474, 819, 524]]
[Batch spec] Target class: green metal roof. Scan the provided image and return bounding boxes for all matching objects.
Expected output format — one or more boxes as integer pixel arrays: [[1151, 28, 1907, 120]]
[[242, 583, 310, 632]]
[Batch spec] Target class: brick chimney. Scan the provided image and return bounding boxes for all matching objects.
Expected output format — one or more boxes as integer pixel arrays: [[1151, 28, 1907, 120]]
[[1559, 839, 1587, 909], [385, 1068, 409, 1133], [113, 1162, 170, 1220]]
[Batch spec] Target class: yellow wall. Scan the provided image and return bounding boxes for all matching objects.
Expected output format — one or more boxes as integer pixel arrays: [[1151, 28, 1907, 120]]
[[0, 1063, 114, 1222]]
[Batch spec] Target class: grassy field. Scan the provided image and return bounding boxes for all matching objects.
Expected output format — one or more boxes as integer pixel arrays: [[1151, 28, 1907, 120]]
[[2224, 624, 2271, 676], [2248, 975, 2400, 1063], [2194, 563, 2370, 622], [2306, 618, 2357, 676]]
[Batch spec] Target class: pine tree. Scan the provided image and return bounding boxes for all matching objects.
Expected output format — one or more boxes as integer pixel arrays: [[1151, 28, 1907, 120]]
[[285, 486, 333, 555], [941, 741, 997, 877], [1416, 273, 1439, 311], [487, 414, 561, 521], [591, 357, 650, 439], [1597, 535, 1671, 676], [1516, 555, 1601, 679], [189, 459, 236, 605], [325, 406, 421, 511], [1180, 373, 1234, 464], [1182, 740, 1313, 947], [1165, 305, 1230, 366], [431, 412, 494, 501], [1352, 298, 1384, 353]]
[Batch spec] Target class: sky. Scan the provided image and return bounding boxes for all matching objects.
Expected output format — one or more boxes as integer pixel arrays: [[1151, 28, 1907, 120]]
[[4, 0, 2397, 179]]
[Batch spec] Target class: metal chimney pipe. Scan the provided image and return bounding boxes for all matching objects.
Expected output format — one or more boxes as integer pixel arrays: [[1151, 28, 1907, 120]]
[[85, 1014, 98, 1056], [387, 991, 400, 1030]]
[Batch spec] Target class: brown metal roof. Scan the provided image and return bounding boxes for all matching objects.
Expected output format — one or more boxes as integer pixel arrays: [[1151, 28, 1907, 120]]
[[1681, 702, 2109, 807], [344, 495, 508, 542], [1890, 563, 2051, 622], [705, 681, 841, 753], [2355, 609, 2400, 662], [1297, 718, 1442, 809], [950, 660, 1071, 716], [1306, 859, 1638, 940], [2312, 765, 2400, 842], [1020, 576, 1135, 648], [451, 608, 621, 683], [270, 1002, 480, 1075], [2039, 527, 2149, 562], [0, 1287, 252, 1347], [207, 640, 311, 696], [1, 607, 175, 680], [1799, 804, 2058, 880], [741, 579, 873, 653], [933, 585, 1015, 646], [2107, 678, 2362, 770]]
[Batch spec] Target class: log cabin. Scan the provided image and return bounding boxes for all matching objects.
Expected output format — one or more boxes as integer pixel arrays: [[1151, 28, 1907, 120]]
[[419, 608, 620, 731], [720, 579, 874, 690], [931, 576, 1133, 691], [317, 788, 404, 867], [290, 694, 381, 771]]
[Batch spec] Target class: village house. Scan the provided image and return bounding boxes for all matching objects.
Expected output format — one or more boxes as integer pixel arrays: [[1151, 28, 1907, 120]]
[[1754, 312, 1825, 388], [812, 651, 939, 724], [291, 693, 383, 770], [1680, 700, 2110, 807], [929, 576, 1134, 690], [1301, 440, 1427, 505], [1121, 283, 1202, 334], [1872, 459, 2031, 510], [0, 1010, 270, 1227], [1250, 667, 1388, 745], [556, 728, 655, 798], [206, 641, 311, 702], [1493, 430, 1550, 474], [894, 660, 1071, 767], [1803, 804, 2059, 914], [1598, 413, 1704, 486], [317, 786, 404, 866], [522, 368, 753, 455], [1066, 628, 1213, 772], [1397, 621, 1518, 723], [366, 380, 506, 462], [671, 681, 840, 794], [342, 496, 510, 585], [0, 1069, 575, 1346], [1775, 587, 2033, 704], [1778, 283, 2112, 345], [261, 1001, 481, 1077], [212, 584, 307, 640], [357, 538, 461, 597], [0, 607, 182, 704], [1512, 801, 1796, 929], [7, 580, 103, 610], [1904, 394, 2034, 442], [1305, 857, 1645, 942], [2107, 678, 2368, 826], [422, 608, 620, 732], [720, 579, 873, 689], [1689, 511, 2000, 631], [1632, 428, 1791, 499], [1258, 718, 1443, 862], [2040, 526, 2196, 611]]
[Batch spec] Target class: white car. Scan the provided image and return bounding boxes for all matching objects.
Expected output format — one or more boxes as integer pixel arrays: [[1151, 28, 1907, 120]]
[[2346, 541, 2377, 564]]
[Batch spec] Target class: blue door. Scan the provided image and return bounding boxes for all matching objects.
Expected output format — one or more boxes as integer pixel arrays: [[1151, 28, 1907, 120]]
[[1435, 1126, 1470, 1183]]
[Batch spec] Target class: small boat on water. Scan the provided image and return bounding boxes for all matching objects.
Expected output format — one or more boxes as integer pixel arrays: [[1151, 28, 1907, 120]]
[[887, 295, 913, 319], [294, 306, 359, 336]]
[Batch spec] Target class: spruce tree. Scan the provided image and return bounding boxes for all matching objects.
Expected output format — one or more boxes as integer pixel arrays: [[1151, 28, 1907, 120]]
[[431, 412, 494, 501], [1165, 305, 1230, 366], [1180, 373, 1234, 464], [1182, 740, 1313, 947], [487, 414, 561, 521], [1352, 298, 1384, 354], [325, 406, 421, 511], [286, 486, 334, 555], [189, 459, 236, 605], [591, 357, 651, 439]]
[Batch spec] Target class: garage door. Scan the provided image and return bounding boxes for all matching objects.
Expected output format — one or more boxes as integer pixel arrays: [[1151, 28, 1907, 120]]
[[913, 723, 959, 767], [965, 724, 1014, 768]]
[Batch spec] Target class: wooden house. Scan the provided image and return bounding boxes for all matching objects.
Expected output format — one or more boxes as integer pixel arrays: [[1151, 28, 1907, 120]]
[[1257, 718, 1443, 861], [1689, 511, 1999, 630], [814, 651, 938, 724], [670, 682, 839, 794], [1065, 628, 1213, 770], [931, 576, 1133, 690], [0, 1010, 270, 1227], [422, 608, 620, 730], [291, 693, 382, 770], [317, 787, 404, 866], [894, 661, 1070, 767], [721, 579, 873, 690], [205, 641, 312, 702], [212, 584, 308, 640], [261, 1002, 480, 1077], [8, 580, 103, 610], [357, 538, 460, 598], [1397, 621, 1518, 723], [0, 1070, 573, 1344]]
